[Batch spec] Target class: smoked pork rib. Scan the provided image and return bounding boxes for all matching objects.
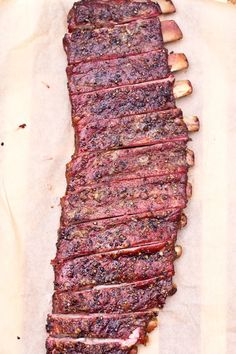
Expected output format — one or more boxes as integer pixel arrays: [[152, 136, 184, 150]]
[[56, 209, 181, 261], [75, 108, 188, 152], [46, 1, 196, 352], [71, 77, 175, 124], [54, 244, 175, 291], [67, 0, 163, 31], [47, 311, 157, 343], [53, 277, 175, 314], [61, 174, 187, 225], [66, 141, 188, 188], [67, 49, 170, 95], [46, 337, 137, 354], [64, 18, 164, 64]]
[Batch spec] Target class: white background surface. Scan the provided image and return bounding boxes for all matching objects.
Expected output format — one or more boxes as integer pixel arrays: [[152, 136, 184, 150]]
[[0, 0, 236, 353]]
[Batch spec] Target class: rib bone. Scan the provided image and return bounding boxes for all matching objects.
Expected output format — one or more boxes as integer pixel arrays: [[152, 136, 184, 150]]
[[162, 20, 183, 43], [183, 116, 200, 132], [174, 80, 193, 99], [175, 245, 182, 258], [186, 149, 195, 167], [169, 53, 189, 72], [157, 0, 176, 13]]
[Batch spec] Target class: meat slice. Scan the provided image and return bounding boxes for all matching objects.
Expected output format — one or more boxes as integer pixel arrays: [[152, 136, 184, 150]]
[[67, 141, 188, 188], [46, 337, 137, 354], [72, 77, 175, 123], [56, 209, 181, 261], [53, 277, 175, 314], [67, 49, 170, 95], [67, 0, 162, 31], [63, 18, 163, 64], [54, 244, 175, 291], [61, 174, 187, 225], [76, 108, 188, 152], [47, 311, 157, 344]]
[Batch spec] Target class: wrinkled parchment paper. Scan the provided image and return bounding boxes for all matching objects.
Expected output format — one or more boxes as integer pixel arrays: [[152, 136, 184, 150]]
[[0, 0, 236, 353]]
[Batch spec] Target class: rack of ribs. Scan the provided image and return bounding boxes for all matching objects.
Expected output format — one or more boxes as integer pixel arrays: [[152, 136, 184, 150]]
[[46, 1, 199, 353]]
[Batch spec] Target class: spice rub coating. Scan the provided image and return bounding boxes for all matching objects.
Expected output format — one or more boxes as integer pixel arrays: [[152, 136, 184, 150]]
[[46, 337, 137, 354], [64, 18, 164, 64], [47, 311, 157, 343], [61, 174, 187, 225], [53, 277, 175, 314], [75, 108, 188, 152], [68, 0, 162, 31], [54, 244, 175, 291], [67, 50, 170, 95], [67, 141, 188, 188], [56, 209, 181, 261], [71, 77, 175, 123]]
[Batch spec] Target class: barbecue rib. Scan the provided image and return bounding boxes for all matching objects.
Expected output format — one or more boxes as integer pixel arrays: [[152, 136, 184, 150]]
[[47, 311, 158, 343], [52, 277, 175, 314], [46, 1, 198, 352]]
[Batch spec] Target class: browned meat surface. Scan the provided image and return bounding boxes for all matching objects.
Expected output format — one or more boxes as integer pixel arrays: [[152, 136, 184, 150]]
[[72, 77, 175, 123], [54, 244, 175, 291], [46, 1, 193, 351], [68, 0, 162, 31], [63, 18, 164, 64], [61, 174, 187, 225], [52, 277, 175, 314], [67, 50, 170, 94], [66, 141, 188, 188], [46, 337, 137, 354], [56, 209, 181, 261], [47, 311, 157, 343], [75, 108, 188, 152]]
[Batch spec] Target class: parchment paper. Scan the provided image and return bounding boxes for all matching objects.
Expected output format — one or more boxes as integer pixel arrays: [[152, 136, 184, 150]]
[[0, 0, 236, 353]]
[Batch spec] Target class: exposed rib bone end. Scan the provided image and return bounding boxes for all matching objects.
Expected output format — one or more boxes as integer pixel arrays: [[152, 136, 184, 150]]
[[174, 80, 193, 99], [169, 53, 189, 72], [162, 20, 183, 43], [175, 245, 183, 258], [184, 116, 200, 132], [180, 213, 187, 228], [186, 182, 193, 199], [186, 149, 195, 167], [158, 0, 176, 13], [147, 318, 158, 333]]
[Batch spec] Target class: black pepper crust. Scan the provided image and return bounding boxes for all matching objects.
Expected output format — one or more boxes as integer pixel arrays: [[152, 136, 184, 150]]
[[61, 174, 187, 225], [67, 0, 162, 31], [66, 141, 188, 188], [53, 244, 175, 291], [55, 209, 181, 261], [52, 277, 175, 314], [46, 337, 137, 354], [71, 77, 175, 123], [63, 18, 164, 64], [67, 49, 170, 95], [46, 311, 157, 343], [75, 108, 188, 152]]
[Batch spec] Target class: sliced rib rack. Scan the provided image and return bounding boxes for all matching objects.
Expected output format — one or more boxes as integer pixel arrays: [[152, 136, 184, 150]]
[[46, 0, 199, 353]]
